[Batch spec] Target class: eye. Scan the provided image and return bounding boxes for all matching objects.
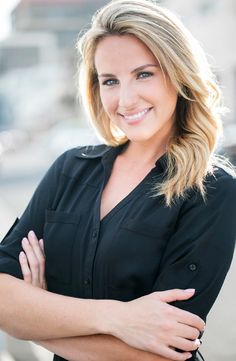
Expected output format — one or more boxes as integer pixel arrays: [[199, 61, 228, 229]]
[[102, 78, 119, 86], [137, 71, 154, 79]]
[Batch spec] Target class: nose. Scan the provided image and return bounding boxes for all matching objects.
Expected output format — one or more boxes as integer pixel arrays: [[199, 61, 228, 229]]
[[118, 82, 138, 110]]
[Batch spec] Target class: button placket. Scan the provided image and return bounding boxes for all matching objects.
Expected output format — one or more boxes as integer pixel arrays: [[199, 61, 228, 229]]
[[84, 197, 102, 297], [84, 154, 114, 297], [92, 229, 98, 239]]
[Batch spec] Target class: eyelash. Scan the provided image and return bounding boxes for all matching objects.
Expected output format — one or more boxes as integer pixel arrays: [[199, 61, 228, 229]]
[[102, 71, 154, 86], [138, 71, 153, 79]]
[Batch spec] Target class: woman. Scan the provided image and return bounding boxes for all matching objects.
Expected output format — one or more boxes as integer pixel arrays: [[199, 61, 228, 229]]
[[0, 0, 236, 360]]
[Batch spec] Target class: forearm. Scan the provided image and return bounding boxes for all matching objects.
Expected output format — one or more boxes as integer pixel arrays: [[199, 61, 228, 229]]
[[38, 335, 171, 361], [0, 274, 115, 340]]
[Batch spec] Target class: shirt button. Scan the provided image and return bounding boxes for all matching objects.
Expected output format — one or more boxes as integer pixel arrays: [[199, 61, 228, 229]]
[[188, 263, 197, 271], [84, 278, 90, 285], [92, 229, 98, 238]]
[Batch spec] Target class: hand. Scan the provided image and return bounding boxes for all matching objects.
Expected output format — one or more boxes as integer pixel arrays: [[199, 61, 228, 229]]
[[19, 230, 47, 290], [111, 289, 204, 361]]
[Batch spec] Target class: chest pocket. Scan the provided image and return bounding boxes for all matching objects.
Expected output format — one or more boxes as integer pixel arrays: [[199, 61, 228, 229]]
[[122, 218, 171, 239], [43, 210, 80, 284], [107, 218, 171, 293]]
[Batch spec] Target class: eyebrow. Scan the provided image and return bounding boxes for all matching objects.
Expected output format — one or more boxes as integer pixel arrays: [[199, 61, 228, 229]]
[[97, 64, 159, 78]]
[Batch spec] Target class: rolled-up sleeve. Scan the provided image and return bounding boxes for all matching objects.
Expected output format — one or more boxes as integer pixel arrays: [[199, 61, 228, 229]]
[[152, 174, 236, 321], [0, 151, 67, 279]]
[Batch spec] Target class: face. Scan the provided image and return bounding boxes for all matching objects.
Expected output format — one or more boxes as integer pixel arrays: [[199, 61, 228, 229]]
[[94, 35, 178, 147]]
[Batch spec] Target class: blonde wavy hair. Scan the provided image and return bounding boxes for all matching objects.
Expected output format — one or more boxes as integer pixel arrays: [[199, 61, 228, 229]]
[[77, 0, 234, 205]]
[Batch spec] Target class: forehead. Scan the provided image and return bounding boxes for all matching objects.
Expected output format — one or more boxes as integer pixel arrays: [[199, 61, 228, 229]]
[[94, 34, 158, 72]]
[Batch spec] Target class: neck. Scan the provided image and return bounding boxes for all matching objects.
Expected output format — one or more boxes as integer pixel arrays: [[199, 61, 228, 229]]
[[120, 140, 167, 167]]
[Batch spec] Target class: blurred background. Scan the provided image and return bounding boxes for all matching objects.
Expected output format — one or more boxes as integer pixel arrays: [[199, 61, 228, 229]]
[[0, 0, 235, 360]]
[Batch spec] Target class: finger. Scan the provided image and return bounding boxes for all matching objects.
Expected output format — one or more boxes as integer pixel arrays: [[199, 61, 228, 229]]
[[174, 308, 205, 332], [165, 303, 205, 332], [154, 345, 192, 361], [42, 278, 47, 290], [156, 289, 195, 303], [38, 239, 46, 288], [176, 323, 200, 340], [19, 251, 32, 284], [155, 290, 205, 331], [22, 237, 40, 286], [39, 238, 45, 255], [28, 231, 45, 286], [172, 337, 201, 353], [28, 231, 45, 263]]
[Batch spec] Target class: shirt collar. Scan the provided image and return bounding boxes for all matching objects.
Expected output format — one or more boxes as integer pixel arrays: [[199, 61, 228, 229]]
[[75, 142, 168, 173], [75, 144, 113, 159]]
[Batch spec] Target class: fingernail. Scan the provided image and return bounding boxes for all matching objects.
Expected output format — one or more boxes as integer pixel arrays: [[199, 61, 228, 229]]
[[195, 339, 201, 347], [29, 230, 35, 237], [19, 251, 25, 258], [184, 288, 195, 293], [22, 237, 28, 245], [187, 354, 192, 359]]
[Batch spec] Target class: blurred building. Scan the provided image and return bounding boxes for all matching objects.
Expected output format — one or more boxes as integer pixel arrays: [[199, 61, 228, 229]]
[[164, 0, 236, 157], [0, 0, 235, 156], [0, 0, 107, 132], [0, 32, 59, 74], [11, 0, 106, 49], [0, 0, 107, 75]]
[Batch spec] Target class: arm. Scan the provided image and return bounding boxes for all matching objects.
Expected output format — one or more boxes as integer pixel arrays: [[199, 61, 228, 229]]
[[0, 272, 112, 340], [16, 232, 201, 361], [0, 149, 202, 359], [0, 151, 109, 339], [152, 174, 236, 319], [151, 174, 236, 359], [38, 335, 175, 361], [0, 272, 199, 361]]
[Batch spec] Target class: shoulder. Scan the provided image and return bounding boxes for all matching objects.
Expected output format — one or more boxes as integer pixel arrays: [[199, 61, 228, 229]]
[[180, 165, 236, 213], [49, 144, 112, 178], [204, 165, 236, 196], [197, 166, 236, 211], [54, 144, 112, 167], [62, 144, 112, 161]]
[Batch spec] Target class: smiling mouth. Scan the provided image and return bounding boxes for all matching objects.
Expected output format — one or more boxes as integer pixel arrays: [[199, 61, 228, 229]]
[[120, 108, 152, 122]]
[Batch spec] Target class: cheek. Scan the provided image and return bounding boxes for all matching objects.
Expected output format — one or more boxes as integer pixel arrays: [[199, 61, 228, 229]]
[[157, 88, 178, 115], [100, 90, 117, 114], [165, 82, 178, 107]]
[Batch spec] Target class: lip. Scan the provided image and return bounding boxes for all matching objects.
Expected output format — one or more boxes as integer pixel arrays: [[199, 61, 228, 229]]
[[119, 107, 153, 125]]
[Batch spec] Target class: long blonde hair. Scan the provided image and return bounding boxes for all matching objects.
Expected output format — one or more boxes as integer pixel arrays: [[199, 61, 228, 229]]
[[77, 0, 235, 205]]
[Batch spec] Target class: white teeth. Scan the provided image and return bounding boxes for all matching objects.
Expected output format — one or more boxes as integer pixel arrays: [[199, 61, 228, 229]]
[[123, 108, 149, 120]]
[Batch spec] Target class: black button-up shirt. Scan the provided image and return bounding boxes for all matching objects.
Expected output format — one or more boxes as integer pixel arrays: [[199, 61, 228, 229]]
[[1, 143, 236, 361]]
